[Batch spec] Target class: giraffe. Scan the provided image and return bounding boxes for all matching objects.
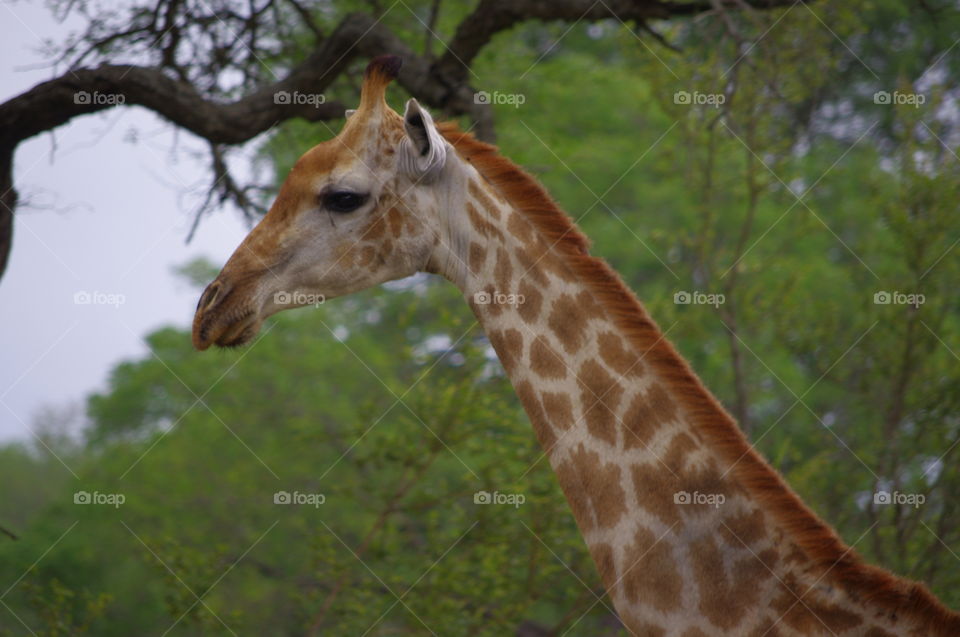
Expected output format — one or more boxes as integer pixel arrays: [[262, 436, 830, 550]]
[[191, 56, 960, 636]]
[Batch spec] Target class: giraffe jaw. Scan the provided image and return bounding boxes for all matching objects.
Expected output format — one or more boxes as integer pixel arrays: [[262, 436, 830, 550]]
[[192, 284, 266, 351]]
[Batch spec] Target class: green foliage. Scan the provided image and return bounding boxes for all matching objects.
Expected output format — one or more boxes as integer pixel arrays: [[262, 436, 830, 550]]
[[0, 578, 111, 637], [1, 283, 610, 635]]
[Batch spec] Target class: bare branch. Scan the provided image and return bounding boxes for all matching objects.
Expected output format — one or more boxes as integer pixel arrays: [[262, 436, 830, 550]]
[[433, 0, 799, 83], [0, 0, 800, 282], [0, 523, 17, 541]]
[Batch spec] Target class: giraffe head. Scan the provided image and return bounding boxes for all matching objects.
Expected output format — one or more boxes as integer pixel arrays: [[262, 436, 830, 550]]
[[192, 56, 452, 349]]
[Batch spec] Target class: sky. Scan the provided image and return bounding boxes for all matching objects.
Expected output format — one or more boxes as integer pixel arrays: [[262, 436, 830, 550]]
[[0, 3, 254, 442]]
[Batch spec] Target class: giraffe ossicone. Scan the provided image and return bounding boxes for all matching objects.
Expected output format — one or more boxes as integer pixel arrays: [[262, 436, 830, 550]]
[[192, 56, 960, 636]]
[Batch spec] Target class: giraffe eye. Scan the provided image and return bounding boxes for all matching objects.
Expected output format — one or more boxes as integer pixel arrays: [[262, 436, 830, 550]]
[[322, 191, 368, 213]]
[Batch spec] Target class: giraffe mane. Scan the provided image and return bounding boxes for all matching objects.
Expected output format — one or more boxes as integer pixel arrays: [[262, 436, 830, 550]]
[[437, 121, 960, 632]]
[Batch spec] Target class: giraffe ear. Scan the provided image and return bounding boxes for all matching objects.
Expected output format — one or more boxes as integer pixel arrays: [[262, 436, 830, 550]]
[[344, 109, 357, 119], [400, 98, 447, 181]]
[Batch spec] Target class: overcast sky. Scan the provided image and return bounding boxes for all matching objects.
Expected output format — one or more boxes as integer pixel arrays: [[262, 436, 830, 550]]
[[0, 2, 254, 442]]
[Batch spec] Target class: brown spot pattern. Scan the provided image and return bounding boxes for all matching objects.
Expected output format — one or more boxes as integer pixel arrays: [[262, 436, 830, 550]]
[[541, 392, 574, 430], [565, 444, 628, 530], [720, 508, 768, 549], [748, 619, 783, 637], [362, 215, 387, 240], [622, 391, 662, 450], [555, 459, 595, 532], [387, 207, 404, 237], [623, 382, 679, 451], [507, 212, 533, 245], [357, 246, 376, 268], [577, 359, 623, 446], [576, 290, 605, 317], [807, 602, 863, 633], [589, 542, 617, 591], [468, 242, 486, 274], [494, 247, 513, 296], [783, 544, 808, 566], [468, 179, 501, 220], [528, 235, 577, 282], [631, 461, 684, 527], [621, 526, 682, 612], [466, 202, 504, 241], [515, 379, 556, 450], [487, 328, 523, 373], [548, 293, 592, 355], [634, 622, 666, 637], [630, 436, 736, 529], [663, 431, 698, 469], [513, 249, 550, 287], [690, 536, 768, 630], [516, 281, 542, 324], [530, 336, 567, 380], [598, 331, 646, 378]]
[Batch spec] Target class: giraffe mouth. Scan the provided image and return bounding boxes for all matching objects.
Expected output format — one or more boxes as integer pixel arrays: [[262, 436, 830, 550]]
[[215, 311, 261, 349], [192, 283, 264, 351]]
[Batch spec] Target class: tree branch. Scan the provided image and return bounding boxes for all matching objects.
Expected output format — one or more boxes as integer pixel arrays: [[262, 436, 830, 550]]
[[434, 0, 800, 83], [0, 523, 18, 541], [0, 0, 801, 283]]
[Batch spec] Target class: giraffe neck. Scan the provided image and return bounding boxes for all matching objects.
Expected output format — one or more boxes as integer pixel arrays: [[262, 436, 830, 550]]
[[425, 128, 960, 636], [445, 162, 771, 635]]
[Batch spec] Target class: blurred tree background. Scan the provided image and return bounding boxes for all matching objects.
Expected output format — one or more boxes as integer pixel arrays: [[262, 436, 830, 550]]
[[2, 1, 960, 635]]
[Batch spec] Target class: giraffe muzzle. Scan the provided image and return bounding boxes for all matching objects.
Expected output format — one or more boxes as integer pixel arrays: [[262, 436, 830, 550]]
[[192, 278, 262, 350]]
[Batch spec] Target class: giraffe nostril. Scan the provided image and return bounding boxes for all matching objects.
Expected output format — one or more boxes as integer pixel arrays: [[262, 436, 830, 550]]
[[198, 280, 224, 314]]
